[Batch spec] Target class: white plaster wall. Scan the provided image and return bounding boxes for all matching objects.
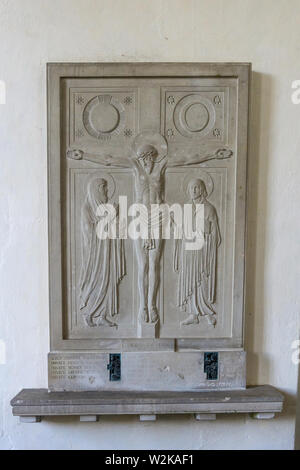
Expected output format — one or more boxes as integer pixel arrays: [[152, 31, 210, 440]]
[[0, 0, 299, 450]]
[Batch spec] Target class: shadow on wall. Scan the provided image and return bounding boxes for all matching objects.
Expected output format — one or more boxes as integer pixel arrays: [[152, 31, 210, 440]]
[[295, 342, 300, 449], [245, 71, 273, 384], [245, 72, 300, 449]]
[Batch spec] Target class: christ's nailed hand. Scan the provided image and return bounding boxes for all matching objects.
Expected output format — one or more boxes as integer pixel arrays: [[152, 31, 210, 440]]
[[67, 149, 83, 160], [215, 148, 233, 159]]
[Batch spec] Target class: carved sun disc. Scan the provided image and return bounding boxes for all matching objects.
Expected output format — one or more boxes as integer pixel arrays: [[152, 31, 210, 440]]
[[83, 95, 125, 139], [91, 102, 120, 133]]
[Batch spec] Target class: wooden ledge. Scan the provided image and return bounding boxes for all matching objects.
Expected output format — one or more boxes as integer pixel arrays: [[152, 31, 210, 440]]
[[11, 385, 284, 422]]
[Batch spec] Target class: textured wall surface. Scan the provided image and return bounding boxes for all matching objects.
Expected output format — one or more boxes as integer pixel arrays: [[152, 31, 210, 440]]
[[0, 0, 299, 450]]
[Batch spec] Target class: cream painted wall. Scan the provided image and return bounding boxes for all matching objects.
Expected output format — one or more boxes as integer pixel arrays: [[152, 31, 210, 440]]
[[0, 0, 299, 450]]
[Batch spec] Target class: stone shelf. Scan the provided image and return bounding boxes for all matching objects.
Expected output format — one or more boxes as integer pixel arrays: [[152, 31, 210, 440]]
[[11, 385, 284, 422]]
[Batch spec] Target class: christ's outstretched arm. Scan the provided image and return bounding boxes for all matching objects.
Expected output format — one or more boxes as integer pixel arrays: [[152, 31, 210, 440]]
[[167, 148, 233, 168], [66, 149, 132, 168]]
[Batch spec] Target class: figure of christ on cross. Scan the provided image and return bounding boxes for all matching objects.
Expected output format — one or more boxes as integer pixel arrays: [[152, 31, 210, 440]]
[[70, 131, 232, 325]]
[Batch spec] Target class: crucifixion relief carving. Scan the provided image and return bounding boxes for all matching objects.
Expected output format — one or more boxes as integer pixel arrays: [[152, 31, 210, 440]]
[[68, 131, 232, 329], [46, 63, 250, 393]]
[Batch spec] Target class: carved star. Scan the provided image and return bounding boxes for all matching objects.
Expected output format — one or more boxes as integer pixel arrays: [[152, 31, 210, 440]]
[[166, 128, 174, 138], [75, 129, 84, 138], [76, 95, 85, 105], [214, 95, 222, 105], [167, 95, 175, 105], [124, 96, 133, 105], [124, 129, 133, 137], [213, 128, 221, 137]]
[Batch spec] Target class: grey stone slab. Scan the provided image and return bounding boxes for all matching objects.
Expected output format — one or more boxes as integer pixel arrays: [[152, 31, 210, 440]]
[[48, 351, 246, 392], [47, 62, 250, 362], [11, 385, 284, 419]]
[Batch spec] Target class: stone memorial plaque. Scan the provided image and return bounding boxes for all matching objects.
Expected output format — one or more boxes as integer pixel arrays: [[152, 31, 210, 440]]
[[48, 351, 246, 392], [47, 63, 250, 391]]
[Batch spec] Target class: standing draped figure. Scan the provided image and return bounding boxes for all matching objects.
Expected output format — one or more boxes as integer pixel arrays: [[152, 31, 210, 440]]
[[174, 178, 221, 327], [79, 177, 126, 327]]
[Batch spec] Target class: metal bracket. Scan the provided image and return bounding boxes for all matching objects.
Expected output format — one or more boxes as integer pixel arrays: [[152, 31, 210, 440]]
[[107, 353, 121, 381], [204, 352, 219, 380]]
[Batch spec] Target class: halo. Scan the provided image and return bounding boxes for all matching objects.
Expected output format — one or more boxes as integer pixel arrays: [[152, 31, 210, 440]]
[[182, 170, 214, 199], [132, 131, 168, 163], [86, 173, 116, 200]]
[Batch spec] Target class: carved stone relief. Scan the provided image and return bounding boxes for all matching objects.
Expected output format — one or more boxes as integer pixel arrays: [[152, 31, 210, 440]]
[[47, 63, 250, 392], [79, 175, 126, 327], [82, 95, 126, 139], [173, 173, 220, 328], [67, 134, 231, 338], [162, 88, 228, 144], [70, 89, 137, 148], [51, 66, 249, 355]]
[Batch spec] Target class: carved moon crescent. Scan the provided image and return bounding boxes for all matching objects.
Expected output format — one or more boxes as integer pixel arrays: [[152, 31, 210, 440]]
[[174, 95, 216, 139], [182, 170, 214, 199], [132, 131, 168, 162]]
